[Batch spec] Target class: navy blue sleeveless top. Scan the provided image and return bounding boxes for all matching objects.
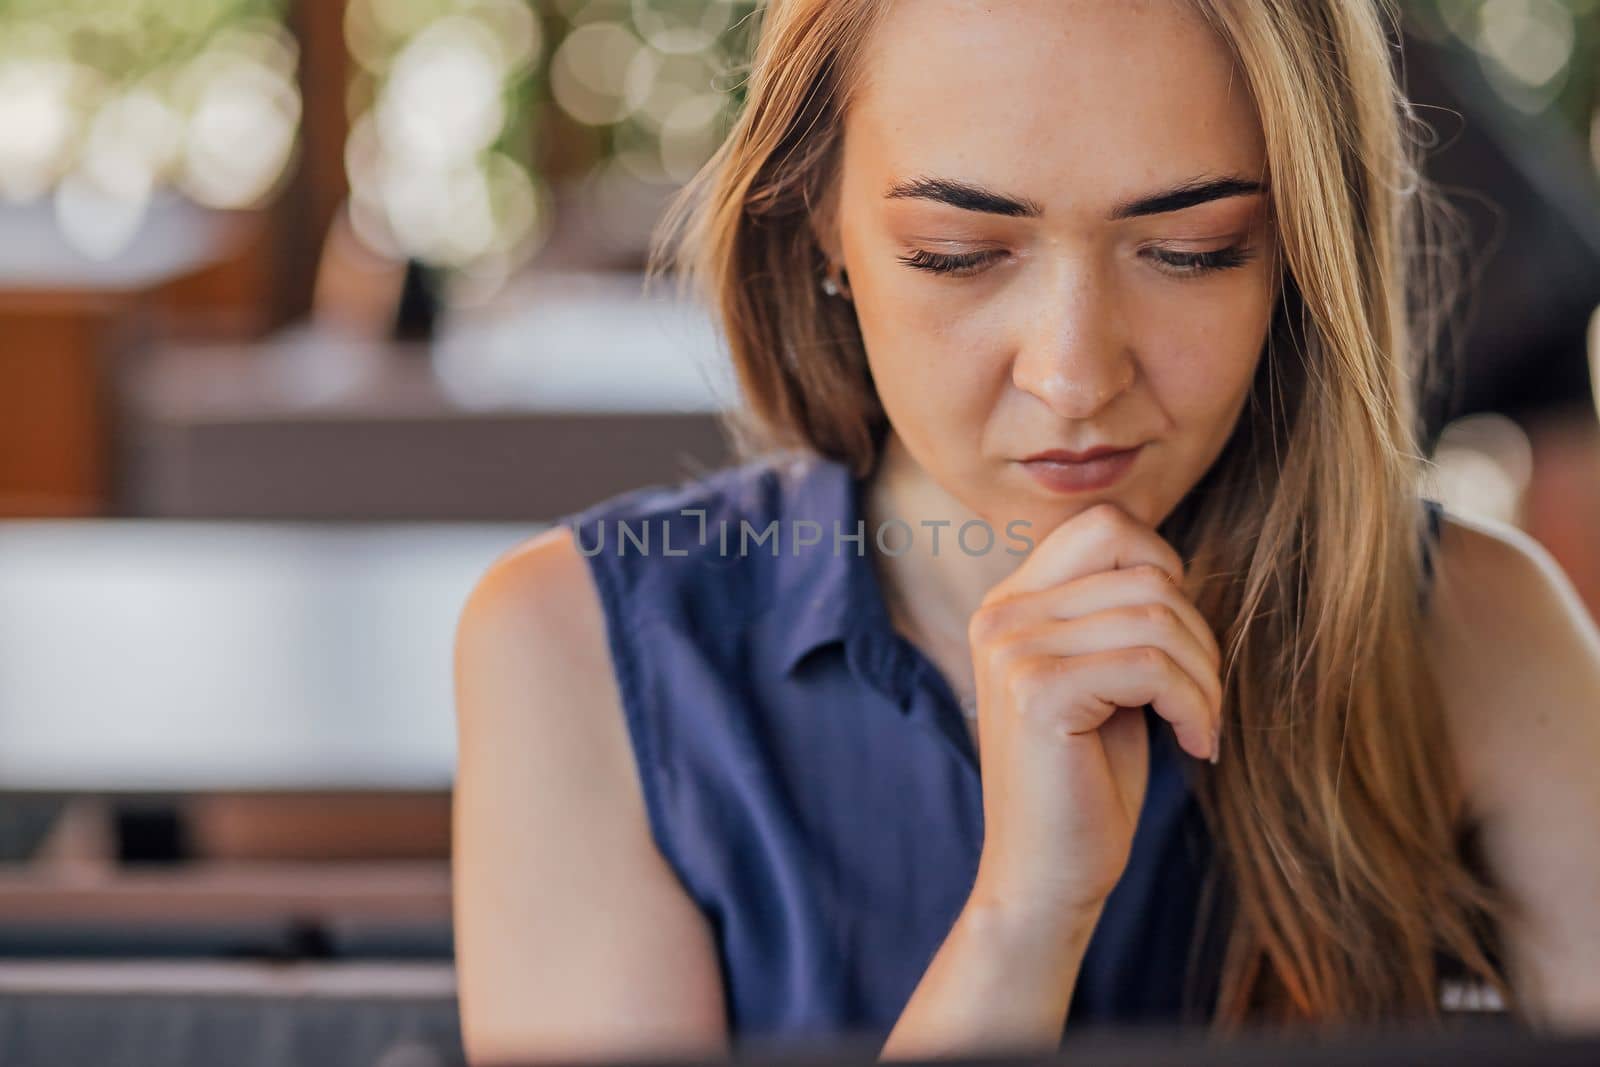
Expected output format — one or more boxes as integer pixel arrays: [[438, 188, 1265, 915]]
[[558, 450, 1446, 1046]]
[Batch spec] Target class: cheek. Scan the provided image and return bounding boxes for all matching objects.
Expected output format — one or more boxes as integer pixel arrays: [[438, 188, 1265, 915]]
[[1145, 343, 1259, 423], [841, 209, 1012, 413], [1140, 288, 1271, 424], [855, 285, 1005, 423]]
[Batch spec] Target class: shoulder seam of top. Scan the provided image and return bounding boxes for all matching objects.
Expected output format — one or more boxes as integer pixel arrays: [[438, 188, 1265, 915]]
[[556, 455, 808, 629]]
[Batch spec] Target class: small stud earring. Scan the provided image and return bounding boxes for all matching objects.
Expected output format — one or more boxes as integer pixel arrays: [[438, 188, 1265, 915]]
[[820, 266, 851, 299]]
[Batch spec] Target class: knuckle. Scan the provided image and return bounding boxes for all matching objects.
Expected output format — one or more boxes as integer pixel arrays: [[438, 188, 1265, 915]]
[[1005, 655, 1060, 707], [1085, 502, 1126, 537], [1128, 644, 1169, 675], [1129, 562, 1173, 587], [1138, 601, 1176, 629], [967, 601, 1010, 645], [985, 632, 1026, 672]]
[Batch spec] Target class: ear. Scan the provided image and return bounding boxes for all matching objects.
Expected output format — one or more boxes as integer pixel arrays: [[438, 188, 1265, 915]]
[[808, 177, 844, 268]]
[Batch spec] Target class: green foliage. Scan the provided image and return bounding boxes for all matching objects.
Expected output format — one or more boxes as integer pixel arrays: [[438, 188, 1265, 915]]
[[0, 0, 288, 83], [1405, 0, 1599, 136]]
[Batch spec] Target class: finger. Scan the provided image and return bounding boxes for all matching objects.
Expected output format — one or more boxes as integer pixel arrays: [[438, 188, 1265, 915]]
[[1057, 569, 1222, 670], [1021, 608, 1223, 721], [1011, 647, 1215, 761], [974, 563, 1221, 669], [988, 502, 1184, 601]]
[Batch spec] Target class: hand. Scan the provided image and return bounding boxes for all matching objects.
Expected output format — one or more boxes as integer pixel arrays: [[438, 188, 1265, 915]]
[[963, 501, 1223, 935]]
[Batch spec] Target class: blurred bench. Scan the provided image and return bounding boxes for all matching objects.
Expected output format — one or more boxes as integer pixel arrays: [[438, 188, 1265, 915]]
[[116, 270, 738, 521], [0, 960, 461, 1067], [0, 519, 524, 795], [0, 862, 451, 961]]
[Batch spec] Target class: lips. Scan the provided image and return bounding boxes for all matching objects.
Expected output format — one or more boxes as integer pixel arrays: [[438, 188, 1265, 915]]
[[1021, 445, 1143, 464], [1017, 443, 1145, 493]]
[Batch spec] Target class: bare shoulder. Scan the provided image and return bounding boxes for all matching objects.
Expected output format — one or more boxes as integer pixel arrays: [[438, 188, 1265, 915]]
[[1424, 509, 1600, 1026], [455, 524, 613, 702], [452, 524, 727, 1062], [452, 524, 624, 796], [1424, 508, 1600, 811]]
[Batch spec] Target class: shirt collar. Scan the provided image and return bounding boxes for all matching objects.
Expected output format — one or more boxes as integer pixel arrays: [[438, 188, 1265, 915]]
[[771, 451, 890, 676]]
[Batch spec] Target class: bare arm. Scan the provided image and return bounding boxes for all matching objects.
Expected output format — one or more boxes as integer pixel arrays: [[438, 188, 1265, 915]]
[[1427, 512, 1600, 1030], [879, 896, 1102, 1060], [452, 527, 730, 1065]]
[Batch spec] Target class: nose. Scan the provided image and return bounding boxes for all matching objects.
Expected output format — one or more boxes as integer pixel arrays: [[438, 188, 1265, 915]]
[[1011, 266, 1136, 419]]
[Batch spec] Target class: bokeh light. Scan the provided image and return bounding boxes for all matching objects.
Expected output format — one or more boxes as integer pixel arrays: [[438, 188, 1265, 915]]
[[344, 0, 548, 287], [0, 0, 302, 260], [535, 0, 758, 272], [1412, 0, 1598, 129], [1476, 0, 1577, 111], [175, 23, 302, 209], [1426, 413, 1537, 525], [550, 21, 648, 126]]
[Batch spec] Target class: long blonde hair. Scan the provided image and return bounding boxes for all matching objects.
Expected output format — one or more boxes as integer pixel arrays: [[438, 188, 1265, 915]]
[[648, 0, 1518, 1030]]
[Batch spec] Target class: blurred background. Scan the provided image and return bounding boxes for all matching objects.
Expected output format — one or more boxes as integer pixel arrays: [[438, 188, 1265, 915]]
[[0, 1, 1594, 1064]]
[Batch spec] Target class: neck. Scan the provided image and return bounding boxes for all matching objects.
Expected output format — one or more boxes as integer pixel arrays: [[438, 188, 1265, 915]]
[[862, 432, 1023, 690]]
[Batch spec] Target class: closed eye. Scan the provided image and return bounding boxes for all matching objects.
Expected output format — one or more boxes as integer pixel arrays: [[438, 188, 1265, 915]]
[[898, 244, 1255, 279], [896, 248, 1004, 277], [1144, 244, 1254, 277]]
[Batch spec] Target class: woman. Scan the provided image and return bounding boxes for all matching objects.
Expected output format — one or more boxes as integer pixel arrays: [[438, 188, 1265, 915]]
[[453, 0, 1600, 1061]]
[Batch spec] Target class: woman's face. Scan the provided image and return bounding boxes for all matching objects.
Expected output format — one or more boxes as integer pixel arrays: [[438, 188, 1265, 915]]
[[820, 0, 1279, 535]]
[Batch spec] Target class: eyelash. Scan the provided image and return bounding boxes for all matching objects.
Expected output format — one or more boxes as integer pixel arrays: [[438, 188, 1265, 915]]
[[897, 249, 998, 277], [896, 245, 1255, 279]]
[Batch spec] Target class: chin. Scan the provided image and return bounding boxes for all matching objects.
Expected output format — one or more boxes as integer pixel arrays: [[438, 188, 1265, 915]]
[[1017, 487, 1165, 538]]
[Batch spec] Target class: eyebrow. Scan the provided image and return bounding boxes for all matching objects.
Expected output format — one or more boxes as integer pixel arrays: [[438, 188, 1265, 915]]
[[882, 174, 1265, 220]]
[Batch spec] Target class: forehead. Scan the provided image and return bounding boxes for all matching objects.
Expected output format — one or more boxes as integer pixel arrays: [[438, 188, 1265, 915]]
[[847, 0, 1265, 210]]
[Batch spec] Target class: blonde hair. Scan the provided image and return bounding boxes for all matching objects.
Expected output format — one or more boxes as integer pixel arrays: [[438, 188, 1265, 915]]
[[648, 0, 1518, 1029]]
